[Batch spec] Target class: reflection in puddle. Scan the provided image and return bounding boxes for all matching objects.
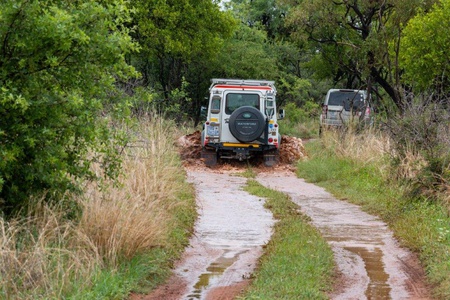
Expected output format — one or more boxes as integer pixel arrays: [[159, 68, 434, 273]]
[[345, 247, 391, 299], [186, 251, 242, 300]]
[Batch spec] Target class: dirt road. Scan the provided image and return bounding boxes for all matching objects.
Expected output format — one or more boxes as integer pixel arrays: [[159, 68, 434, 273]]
[[134, 164, 429, 300], [131, 133, 430, 299]]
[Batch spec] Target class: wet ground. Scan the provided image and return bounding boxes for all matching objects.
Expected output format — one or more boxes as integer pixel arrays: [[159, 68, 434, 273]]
[[133, 168, 276, 300], [131, 134, 430, 300], [257, 171, 430, 300]]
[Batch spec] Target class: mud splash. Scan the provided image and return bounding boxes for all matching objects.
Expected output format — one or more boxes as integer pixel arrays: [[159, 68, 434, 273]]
[[257, 172, 430, 300], [176, 131, 307, 168]]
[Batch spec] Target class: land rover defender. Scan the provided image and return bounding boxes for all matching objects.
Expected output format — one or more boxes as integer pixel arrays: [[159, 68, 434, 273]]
[[201, 79, 283, 167]]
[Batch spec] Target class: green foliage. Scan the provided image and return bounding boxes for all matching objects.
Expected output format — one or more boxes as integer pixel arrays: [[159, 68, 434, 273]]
[[279, 101, 320, 138], [129, 0, 236, 122], [401, 0, 450, 92], [0, 0, 136, 215], [133, 0, 234, 61], [284, 0, 438, 110], [227, 0, 290, 40], [214, 22, 278, 80]]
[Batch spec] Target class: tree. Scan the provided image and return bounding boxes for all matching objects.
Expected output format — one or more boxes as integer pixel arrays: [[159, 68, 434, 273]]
[[130, 0, 235, 106], [222, 0, 315, 108], [0, 0, 136, 215], [228, 0, 290, 40], [284, 0, 437, 111], [401, 0, 450, 95]]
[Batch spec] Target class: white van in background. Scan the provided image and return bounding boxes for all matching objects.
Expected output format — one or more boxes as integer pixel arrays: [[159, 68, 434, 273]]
[[319, 89, 373, 134]]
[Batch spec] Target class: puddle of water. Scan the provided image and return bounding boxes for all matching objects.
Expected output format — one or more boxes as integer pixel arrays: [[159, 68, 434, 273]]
[[345, 247, 391, 299], [185, 251, 242, 300]]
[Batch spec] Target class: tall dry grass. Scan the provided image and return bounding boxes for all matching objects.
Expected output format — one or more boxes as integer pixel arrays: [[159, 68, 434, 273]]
[[320, 127, 430, 180], [79, 116, 187, 266], [319, 127, 393, 180], [0, 201, 100, 299], [0, 115, 191, 299], [319, 126, 448, 208]]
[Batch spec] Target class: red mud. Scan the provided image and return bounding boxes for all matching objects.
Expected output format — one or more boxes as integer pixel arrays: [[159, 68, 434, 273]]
[[176, 131, 307, 170]]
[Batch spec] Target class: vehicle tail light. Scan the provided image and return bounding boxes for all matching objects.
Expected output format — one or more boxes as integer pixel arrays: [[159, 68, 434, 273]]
[[365, 107, 370, 119], [268, 137, 274, 143], [322, 104, 328, 117]]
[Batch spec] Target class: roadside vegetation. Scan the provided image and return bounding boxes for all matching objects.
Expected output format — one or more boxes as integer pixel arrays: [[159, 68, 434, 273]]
[[2, 0, 450, 299], [0, 117, 196, 299], [298, 115, 450, 298], [242, 179, 334, 299], [279, 102, 321, 139]]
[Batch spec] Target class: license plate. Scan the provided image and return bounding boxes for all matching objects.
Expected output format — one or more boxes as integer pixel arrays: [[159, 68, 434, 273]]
[[328, 111, 338, 119], [207, 125, 219, 136]]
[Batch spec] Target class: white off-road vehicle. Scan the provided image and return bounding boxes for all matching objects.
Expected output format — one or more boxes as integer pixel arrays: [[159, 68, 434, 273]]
[[201, 79, 284, 167]]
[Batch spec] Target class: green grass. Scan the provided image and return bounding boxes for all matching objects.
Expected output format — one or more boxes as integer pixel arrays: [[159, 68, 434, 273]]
[[240, 180, 335, 299], [297, 139, 450, 298], [280, 118, 319, 139]]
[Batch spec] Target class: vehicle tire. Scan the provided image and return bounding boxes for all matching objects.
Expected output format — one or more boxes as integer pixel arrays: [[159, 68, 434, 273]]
[[229, 106, 265, 143]]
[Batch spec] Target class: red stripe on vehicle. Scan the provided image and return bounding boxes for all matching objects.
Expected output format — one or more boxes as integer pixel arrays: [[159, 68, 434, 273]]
[[214, 85, 272, 90]]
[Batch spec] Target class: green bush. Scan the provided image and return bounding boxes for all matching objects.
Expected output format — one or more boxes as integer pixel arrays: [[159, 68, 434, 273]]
[[386, 97, 450, 202], [0, 1, 136, 216], [280, 101, 320, 138]]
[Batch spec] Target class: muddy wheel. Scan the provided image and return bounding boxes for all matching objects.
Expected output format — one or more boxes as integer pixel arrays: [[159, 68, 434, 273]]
[[201, 149, 218, 167], [229, 106, 265, 143]]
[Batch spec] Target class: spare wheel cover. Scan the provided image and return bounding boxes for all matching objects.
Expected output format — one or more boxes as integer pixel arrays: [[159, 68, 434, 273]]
[[229, 106, 265, 142]]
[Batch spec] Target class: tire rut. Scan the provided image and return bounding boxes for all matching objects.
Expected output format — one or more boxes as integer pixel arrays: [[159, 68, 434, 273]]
[[256, 171, 430, 300]]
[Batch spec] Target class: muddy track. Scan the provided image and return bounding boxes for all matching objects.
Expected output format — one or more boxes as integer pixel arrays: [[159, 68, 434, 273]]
[[132, 165, 430, 300], [257, 171, 430, 300]]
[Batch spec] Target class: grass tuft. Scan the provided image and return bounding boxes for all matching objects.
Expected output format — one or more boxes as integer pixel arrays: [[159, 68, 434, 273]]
[[241, 180, 334, 299]]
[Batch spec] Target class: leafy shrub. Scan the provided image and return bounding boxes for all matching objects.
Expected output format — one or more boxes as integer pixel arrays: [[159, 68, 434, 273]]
[[385, 96, 450, 202], [0, 1, 136, 216], [280, 101, 320, 138]]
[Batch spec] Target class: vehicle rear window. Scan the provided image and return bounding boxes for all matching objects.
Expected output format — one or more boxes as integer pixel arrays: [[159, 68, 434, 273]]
[[225, 93, 260, 114], [328, 91, 366, 110]]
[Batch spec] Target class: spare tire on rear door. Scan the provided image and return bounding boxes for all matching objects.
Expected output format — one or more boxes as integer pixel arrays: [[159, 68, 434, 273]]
[[229, 106, 266, 142]]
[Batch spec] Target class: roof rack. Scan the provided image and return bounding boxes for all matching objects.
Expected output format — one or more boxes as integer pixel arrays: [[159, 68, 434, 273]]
[[210, 78, 276, 92]]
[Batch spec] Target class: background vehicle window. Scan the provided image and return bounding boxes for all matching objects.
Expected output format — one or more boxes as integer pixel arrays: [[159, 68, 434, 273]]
[[225, 93, 260, 114], [329, 91, 365, 109]]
